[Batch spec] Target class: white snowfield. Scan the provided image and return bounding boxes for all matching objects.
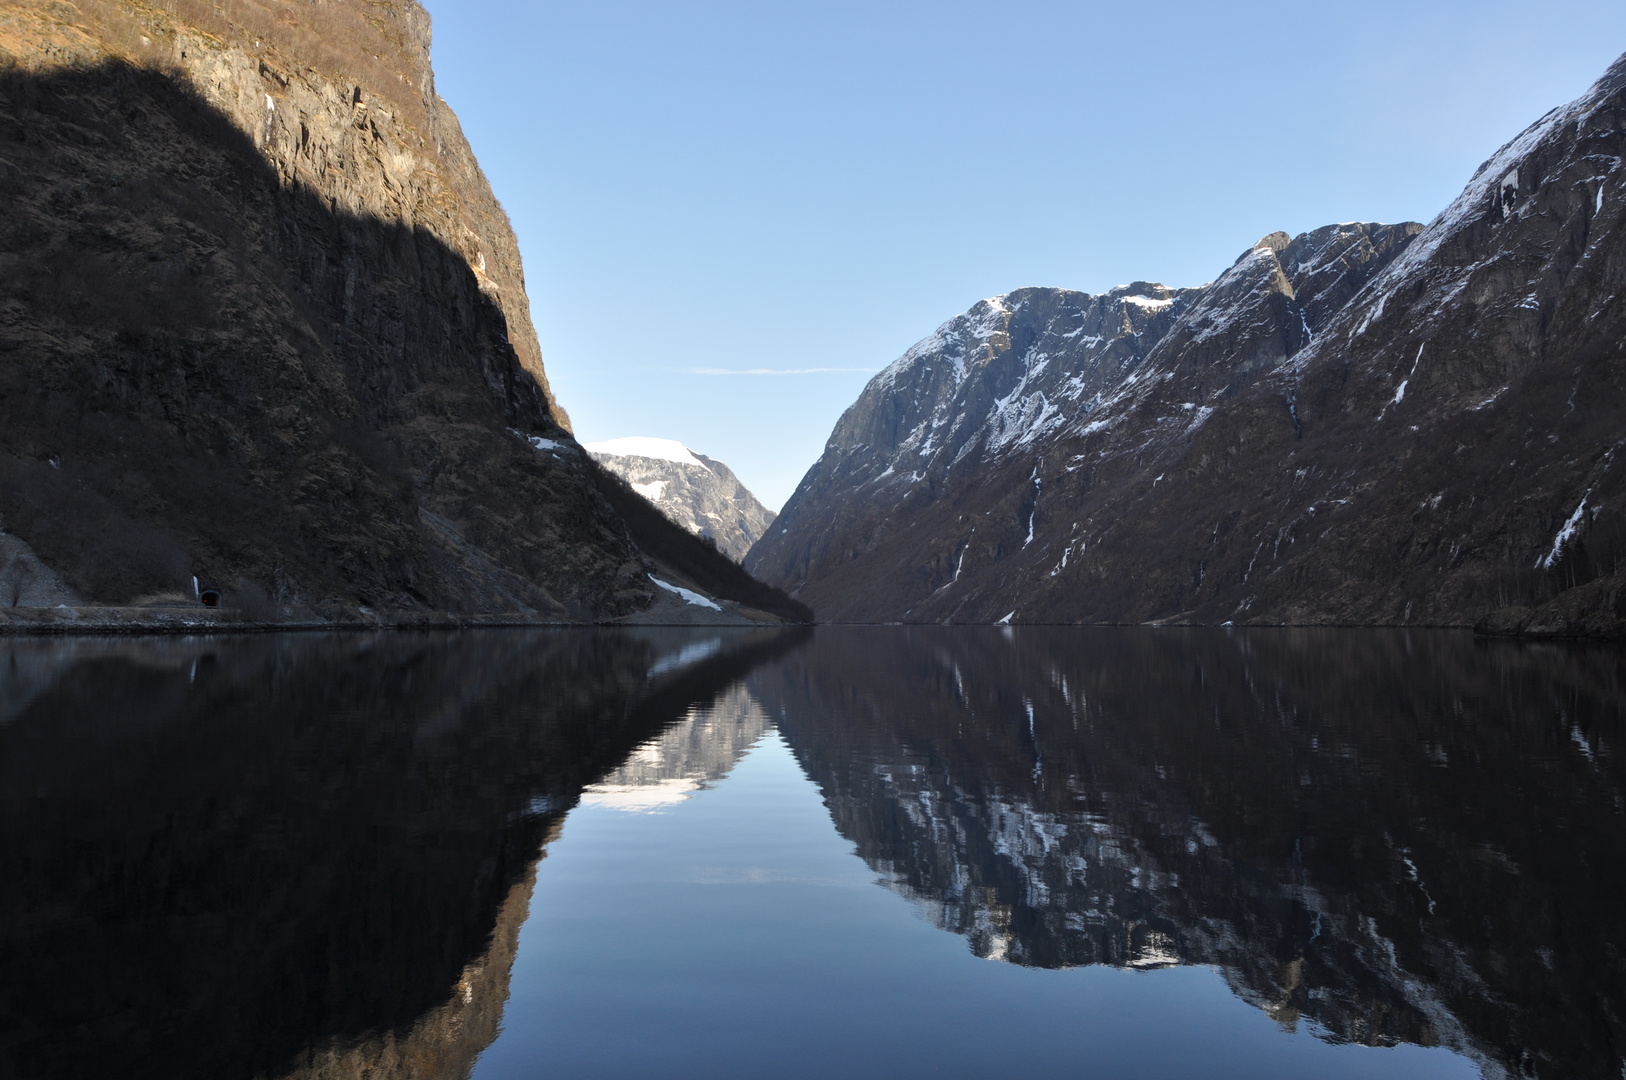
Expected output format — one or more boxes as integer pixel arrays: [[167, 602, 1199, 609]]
[[649, 575, 722, 611], [582, 436, 708, 469]]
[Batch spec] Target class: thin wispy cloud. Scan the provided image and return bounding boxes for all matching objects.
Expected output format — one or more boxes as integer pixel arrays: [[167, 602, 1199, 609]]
[[683, 366, 880, 376]]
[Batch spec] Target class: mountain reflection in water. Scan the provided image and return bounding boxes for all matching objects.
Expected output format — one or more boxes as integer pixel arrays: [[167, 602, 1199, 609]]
[[581, 683, 771, 812], [0, 628, 800, 1080], [2, 627, 1622, 1079], [755, 628, 1626, 1079]]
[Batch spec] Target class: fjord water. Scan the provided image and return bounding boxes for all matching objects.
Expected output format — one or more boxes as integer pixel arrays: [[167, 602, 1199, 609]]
[[2, 629, 1621, 1079]]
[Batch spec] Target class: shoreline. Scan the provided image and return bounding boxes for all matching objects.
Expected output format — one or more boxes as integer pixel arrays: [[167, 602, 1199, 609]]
[[3, 607, 1616, 640], [0, 600, 794, 636]]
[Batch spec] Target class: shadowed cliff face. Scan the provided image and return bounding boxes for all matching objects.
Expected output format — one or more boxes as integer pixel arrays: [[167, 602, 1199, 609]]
[[0, 60, 632, 615], [0, 627, 806, 1080], [751, 628, 1626, 1079]]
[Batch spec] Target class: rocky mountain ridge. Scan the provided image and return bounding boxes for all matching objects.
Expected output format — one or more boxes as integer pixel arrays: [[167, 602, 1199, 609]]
[[586, 437, 777, 562], [749, 52, 1626, 630]]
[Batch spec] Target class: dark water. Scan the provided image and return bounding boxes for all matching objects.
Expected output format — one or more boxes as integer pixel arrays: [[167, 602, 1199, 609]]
[[1, 628, 1622, 1079]]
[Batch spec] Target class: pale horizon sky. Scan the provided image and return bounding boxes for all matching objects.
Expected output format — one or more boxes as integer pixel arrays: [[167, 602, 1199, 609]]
[[420, 1, 1626, 510]]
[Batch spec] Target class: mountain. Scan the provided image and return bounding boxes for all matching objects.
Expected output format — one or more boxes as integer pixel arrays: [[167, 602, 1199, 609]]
[[586, 437, 777, 562], [0, 0, 803, 626], [749, 52, 1626, 631]]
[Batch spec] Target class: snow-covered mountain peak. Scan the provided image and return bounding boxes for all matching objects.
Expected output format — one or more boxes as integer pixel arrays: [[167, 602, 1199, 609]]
[[877, 294, 1014, 388], [752, 222, 1424, 611], [583, 436, 708, 470], [588, 440, 776, 563], [753, 50, 1626, 633]]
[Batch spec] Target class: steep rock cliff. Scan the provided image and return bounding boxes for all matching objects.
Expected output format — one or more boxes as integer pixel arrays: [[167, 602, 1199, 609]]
[[0, 1, 796, 622], [751, 52, 1626, 628]]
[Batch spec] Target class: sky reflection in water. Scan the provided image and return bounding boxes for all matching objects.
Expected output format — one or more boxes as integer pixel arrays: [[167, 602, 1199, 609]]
[[2, 627, 1620, 1079]]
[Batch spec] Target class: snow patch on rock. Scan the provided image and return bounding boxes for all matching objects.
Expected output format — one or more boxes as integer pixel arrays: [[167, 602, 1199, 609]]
[[649, 575, 722, 611]]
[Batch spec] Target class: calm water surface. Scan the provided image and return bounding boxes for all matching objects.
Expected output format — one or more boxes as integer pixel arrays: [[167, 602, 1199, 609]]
[[1, 627, 1622, 1079]]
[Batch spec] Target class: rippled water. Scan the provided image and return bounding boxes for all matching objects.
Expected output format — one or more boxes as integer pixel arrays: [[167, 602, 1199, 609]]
[[2, 627, 1621, 1079]]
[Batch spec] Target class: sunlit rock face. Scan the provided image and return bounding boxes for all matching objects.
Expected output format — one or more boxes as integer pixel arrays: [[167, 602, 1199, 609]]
[[752, 51, 1626, 632], [751, 627, 1626, 1079]]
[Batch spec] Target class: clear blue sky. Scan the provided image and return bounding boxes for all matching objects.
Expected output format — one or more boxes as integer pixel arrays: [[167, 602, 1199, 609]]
[[421, 0, 1626, 510]]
